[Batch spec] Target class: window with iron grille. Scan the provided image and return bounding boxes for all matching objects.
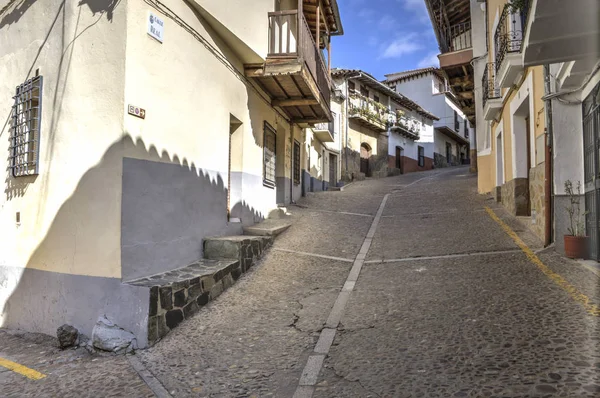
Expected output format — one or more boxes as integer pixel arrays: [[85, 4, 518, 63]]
[[418, 146, 425, 167], [263, 122, 276, 188], [293, 140, 301, 185], [10, 76, 43, 177], [464, 119, 469, 138]]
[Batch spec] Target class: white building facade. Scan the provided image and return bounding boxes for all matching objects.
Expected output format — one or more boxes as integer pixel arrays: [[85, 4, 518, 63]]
[[384, 68, 474, 168]]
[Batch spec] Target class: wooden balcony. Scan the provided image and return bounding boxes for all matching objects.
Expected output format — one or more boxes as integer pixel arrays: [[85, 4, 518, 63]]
[[245, 10, 332, 124]]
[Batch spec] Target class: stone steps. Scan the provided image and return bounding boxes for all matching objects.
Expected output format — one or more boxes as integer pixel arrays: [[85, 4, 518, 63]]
[[242, 219, 292, 237], [204, 235, 273, 272], [127, 259, 242, 345], [125, 228, 283, 346]]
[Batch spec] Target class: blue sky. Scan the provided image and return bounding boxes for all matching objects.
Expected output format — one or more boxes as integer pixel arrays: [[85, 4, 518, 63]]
[[331, 0, 440, 80]]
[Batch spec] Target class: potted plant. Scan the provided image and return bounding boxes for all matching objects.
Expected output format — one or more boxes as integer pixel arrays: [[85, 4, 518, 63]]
[[564, 180, 588, 259]]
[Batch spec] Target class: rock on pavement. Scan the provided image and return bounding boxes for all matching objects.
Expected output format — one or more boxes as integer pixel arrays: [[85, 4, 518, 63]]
[[92, 316, 137, 353]]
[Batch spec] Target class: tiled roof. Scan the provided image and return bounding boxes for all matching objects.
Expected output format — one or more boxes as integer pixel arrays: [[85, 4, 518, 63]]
[[383, 67, 445, 85], [331, 68, 439, 121]]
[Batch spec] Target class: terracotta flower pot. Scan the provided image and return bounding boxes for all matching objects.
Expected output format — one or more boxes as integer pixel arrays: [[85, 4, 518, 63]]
[[564, 235, 588, 259]]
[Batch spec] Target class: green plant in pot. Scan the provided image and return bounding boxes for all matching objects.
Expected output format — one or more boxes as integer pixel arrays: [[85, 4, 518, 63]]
[[564, 180, 588, 259]]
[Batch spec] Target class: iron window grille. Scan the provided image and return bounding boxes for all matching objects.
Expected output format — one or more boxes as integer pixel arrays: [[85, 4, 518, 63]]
[[418, 146, 425, 167], [263, 122, 277, 188], [10, 76, 43, 177], [464, 120, 469, 138], [293, 140, 301, 185]]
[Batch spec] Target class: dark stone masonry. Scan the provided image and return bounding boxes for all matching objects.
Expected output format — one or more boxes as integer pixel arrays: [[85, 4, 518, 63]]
[[126, 235, 274, 345]]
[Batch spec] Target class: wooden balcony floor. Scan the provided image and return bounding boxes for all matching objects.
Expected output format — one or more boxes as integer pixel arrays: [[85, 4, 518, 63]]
[[245, 61, 332, 124]]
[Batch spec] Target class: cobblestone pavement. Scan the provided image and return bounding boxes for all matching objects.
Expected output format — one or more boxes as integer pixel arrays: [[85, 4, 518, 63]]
[[2, 167, 599, 397], [0, 330, 154, 397]]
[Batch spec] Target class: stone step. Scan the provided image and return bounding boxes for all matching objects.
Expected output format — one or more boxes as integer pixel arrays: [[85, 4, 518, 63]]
[[243, 219, 291, 237], [204, 235, 273, 272], [125, 259, 241, 346]]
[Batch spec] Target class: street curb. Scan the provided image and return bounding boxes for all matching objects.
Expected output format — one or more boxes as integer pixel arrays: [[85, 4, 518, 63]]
[[127, 354, 172, 398]]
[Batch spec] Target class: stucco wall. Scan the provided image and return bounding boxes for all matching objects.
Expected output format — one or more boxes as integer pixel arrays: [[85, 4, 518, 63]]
[[0, 0, 129, 333], [477, 154, 495, 194]]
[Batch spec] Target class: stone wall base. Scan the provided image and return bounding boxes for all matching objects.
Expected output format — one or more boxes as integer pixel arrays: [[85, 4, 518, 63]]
[[470, 150, 478, 172], [500, 178, 530, 216]]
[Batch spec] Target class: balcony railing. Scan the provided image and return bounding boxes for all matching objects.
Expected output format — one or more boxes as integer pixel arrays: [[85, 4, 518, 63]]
[[482, 62, 501, 106], [391, 112, 421, 139], [314, 122, 335, 136], [268, 10, 331, 106], [441, 22, 472, 53], [494, 3, 529, 73]]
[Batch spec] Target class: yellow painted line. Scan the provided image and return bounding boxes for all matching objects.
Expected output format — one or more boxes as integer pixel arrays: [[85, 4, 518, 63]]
[[0, 357, 46, 380], [485, 206, 600, 317]]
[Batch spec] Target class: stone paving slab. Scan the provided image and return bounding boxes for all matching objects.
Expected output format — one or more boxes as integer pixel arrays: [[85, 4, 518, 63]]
[[321, 254, 600, 398], [126, 259, 240, 286]]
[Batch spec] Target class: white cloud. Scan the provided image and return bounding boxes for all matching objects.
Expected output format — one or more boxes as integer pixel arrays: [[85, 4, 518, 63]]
[[399, 0, 431, 24], [378, 15, 397, 30], [417, 52, 440, 68], [357, 8, 375, 21], [380, 34, 423, 59]]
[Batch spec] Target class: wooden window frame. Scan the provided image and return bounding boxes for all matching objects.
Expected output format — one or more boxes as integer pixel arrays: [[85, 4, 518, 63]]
[[418, 146, 425, 167], [263, 122, 276, 188], [293, 140, 301, 185]]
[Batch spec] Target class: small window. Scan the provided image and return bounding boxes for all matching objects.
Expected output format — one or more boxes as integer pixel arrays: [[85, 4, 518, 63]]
[[332, 111, 338, 136], [10, 75, 43, 177], [348, 81, 355, 92], [418, 146, 425, 167], [263, 122, 276, 188], [293, 140, 301, 185], [464, 119, 469, 138], [374, 95, 380, 103], [360, 85, 369, 97], [454, 111, 459, 131]]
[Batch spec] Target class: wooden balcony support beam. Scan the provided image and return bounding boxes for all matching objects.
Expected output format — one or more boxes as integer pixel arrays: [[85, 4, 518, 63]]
[[273, 98, 319, 107]]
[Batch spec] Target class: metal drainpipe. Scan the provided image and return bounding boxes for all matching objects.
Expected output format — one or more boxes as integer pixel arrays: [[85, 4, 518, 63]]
[[543, 64, 554, 246], [344, 79, 349, 174], [289, 122, 295, 204]]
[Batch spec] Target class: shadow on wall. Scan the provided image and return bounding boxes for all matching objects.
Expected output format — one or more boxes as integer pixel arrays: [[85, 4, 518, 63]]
[[1, 134, 263, 338], [0, 0, 117, 30]]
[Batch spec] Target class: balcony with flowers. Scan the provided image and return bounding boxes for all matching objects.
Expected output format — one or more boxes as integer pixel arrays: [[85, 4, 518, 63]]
[[390, 110, 421, 140], [348, 92, 392, 133]]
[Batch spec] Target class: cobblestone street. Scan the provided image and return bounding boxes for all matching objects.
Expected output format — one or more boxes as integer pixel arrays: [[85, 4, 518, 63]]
[[2, 167, 600, 397]]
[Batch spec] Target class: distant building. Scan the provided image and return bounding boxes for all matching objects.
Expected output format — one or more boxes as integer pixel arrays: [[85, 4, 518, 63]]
[[383, 67, 474, 169], [332, 69, 439, 180]]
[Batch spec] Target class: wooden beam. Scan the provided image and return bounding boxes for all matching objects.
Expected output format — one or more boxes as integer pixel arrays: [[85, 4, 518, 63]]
[[456, 91, 474, 100], [316, 2, 320, 50], [273, 98, 319, 107], [244, 64, 265, 78]]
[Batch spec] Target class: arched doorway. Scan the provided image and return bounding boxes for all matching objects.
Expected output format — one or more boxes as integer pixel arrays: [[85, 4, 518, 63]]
[[360, 143, 371, 176]]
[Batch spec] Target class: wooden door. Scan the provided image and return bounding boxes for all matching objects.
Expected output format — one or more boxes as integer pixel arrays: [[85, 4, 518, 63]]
[[329, 154, 337, 186], [525, 116, 531, 215]]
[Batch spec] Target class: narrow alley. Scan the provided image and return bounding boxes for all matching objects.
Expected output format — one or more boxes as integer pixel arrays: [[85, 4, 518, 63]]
[[2, 167, 599, 397]]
